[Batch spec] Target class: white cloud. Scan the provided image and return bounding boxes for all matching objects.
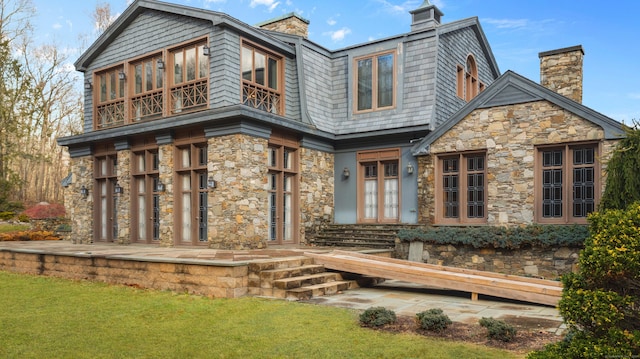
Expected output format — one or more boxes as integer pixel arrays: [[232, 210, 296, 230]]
[[324, 27, 351, 42], [250, 0, 281, 12], [327, 18, 336, 26], [374, 0, 421, 15], [482, 18, 529, 30], [52, 23, 62, 30], [204, 0, 226, 3]]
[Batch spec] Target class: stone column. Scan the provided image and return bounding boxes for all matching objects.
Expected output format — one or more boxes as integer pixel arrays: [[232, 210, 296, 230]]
[[207, 134, 269, 249], [299, 147, 334, 244], [158, 143, 174, 247], [115, 149, 131, 244], [69, 156, 94, 243]]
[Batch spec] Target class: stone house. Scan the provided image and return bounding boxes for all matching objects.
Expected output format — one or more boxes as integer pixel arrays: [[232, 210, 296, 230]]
[[57, 0, 621, 249]]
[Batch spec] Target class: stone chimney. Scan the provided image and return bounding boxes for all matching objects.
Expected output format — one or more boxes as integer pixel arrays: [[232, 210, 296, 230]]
[[257, 12, 310, 38], [539, 45, 584, 103], [409, 0, 443, 32]]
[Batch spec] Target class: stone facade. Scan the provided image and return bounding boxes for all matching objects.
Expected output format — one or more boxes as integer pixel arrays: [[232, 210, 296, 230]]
[[420, 100, 617, 225], [158, 144, 175, 246], [66, 156, 94, 243], [299, 147, 334, 244], [207, 134, 269, 249], [539, 46, 584, 103], [115, 149, 131, 244], [397, 242, 580, 279]]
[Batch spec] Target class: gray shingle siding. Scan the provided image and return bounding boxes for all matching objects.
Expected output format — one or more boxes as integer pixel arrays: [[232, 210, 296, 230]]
[[302, 46, 336, 133], [434, 27, 497, 128], [211, 29, 240, 108], [284, 57, 301, 121]]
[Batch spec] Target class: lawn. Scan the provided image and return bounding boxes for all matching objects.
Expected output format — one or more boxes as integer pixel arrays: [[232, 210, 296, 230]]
[[0, 271, 518, 358], [0, 223, 30, 233]]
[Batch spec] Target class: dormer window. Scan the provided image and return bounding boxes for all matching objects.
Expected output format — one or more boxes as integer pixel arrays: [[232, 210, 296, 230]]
[[354, 51, 395, 113], [95, 65, 125, 129], [456, 54, 484, 102], [241, 40, 283, 115]]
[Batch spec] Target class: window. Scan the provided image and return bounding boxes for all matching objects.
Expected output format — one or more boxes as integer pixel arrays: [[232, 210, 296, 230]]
[[94, 145, 119, 242], [357, 149, 400, 223], [130, 54, 164, 122], [456, 55, 485, 102], [95, 66, 125, 129], [132, 142, 160, 243], [175, 140, 208, 245], [170, 42, 209, 114], [241, 41, 283, 115], [436, 152, 486, 224], [355, 51, 395, 112], [537, 144, 598, 224], [267, 132, 298, 244]]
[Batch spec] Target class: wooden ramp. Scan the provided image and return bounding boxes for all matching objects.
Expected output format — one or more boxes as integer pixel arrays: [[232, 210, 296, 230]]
[[304, 250, 562, 306]]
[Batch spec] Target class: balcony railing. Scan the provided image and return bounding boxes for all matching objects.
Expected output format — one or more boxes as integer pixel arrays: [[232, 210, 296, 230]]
[[171, 80, 208, 114], [131, 90, 163, 122], [96, 101, 125, 129], [242, 82, 281, 115]]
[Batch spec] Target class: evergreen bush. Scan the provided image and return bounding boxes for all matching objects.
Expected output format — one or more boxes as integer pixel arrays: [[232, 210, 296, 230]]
[[416, 308, 452, 332], [359, 307, 397, 327], [478, 317, 516, 342]]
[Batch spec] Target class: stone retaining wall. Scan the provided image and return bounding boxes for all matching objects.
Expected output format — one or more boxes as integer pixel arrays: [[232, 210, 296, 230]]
[[0, 250, 248, 298], [397, 241, 581, 279]]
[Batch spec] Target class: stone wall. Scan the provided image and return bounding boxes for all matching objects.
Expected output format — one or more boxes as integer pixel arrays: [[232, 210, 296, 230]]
[[259, 14, 309, 38], [397, 242, 580, 279], [207, 134, 269, 249], [299, 148, 334, 244], [420, 100, 617, 225], [539, 46, 584, 103], [158, 144, 175, 246], [67, 156, 94, 243], [115, 149, 132, 244]]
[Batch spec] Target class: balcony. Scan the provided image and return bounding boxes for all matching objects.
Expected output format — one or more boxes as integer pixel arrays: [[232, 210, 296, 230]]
[[171, 80, 208, 114], [242, 82, 282, 115], [96, 101, 125, 129]]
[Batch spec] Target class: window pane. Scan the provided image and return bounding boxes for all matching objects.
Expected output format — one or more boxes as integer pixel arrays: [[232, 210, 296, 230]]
[[377, 54, 393, 108], [145, 61, 153, 91], [100, 74, 107, 102], [134, 64, 143, 94], [268, 57, 278, 90], [156, 60, 163, 88], [357, 58, 372, 111], [186, 47, 196, 81], [255, 52, 265, 85], [109, 72, 117, 100], [241, 46, 253, 81], [198, 45, 208, 78], [174, 51, 183, 84]]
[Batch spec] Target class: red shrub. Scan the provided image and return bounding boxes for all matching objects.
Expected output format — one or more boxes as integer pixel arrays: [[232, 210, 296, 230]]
[[22, 203, 66, 219]]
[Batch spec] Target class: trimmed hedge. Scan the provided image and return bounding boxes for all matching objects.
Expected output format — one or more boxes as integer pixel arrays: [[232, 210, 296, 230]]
[[397, 224, 588, 249]]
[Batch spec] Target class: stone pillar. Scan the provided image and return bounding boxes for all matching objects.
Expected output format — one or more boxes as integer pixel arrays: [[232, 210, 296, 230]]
[[69, 156, 94, 243], [539, 45, 584, 103], [115, 149, 131, 244], [158, 143, 174, 247], [299, 147, 334, 244], [207, 134, 269, 249]]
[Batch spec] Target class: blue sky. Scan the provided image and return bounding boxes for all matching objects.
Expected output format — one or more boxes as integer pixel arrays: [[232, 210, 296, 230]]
[[31, 0, 639, 123]]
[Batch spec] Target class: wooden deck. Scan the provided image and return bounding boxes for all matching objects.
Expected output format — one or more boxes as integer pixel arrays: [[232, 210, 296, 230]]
[[305, 250, 562, 306]]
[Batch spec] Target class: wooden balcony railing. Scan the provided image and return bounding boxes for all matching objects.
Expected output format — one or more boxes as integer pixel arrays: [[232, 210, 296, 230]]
[[171, 80, 208, 114], [242, 82, 281, 115], [131, 90, 163, 122], [96, 101, 125, 129]]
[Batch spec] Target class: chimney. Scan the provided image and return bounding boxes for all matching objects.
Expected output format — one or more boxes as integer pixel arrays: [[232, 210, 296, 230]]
[[539, 45, 584, 103], [257, 12, 310, 38], [409, 0, 443, 32]]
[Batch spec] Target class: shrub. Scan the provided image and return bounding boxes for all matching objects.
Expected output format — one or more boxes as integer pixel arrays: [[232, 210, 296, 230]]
[[0, 230, 61, 241], [0, 211, 14, 220], [397, 224, 588, 249], [359, 307, 397, 327], [479, 317, 516, 342], [416, 308, 452, 332], [22, 203, 66, 220], [17, 214, 29, 222]]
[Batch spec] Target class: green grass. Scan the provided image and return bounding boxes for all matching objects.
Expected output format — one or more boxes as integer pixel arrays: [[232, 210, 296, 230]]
[[0, 223, 30, 233], [0, 271, 517, 359]]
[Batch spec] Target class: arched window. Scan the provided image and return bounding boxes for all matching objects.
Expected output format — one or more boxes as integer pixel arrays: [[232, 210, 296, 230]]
[[456, 54, 485, 101]]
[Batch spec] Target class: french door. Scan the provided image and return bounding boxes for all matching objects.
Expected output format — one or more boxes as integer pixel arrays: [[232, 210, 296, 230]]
[[176, 143, 208, 245], [132, 149, 160, 243], [358, 149, 400, 223], [267, 133, 299, 244], [94, 153, 118, 242]]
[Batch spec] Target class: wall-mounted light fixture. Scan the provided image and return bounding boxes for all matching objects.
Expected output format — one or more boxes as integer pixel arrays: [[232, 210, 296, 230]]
[[118, 71, 126, 80], [156, 180, 166, 192], [114, 182, 123, 195], [84, 79, 92, 90], [207, 177, 217, 189], [80, 185, 89, 199], [406, 163, 414, 175], [343, 167, 350, 178], [203, 45, 211, 56], [157, 58, 165, 70]]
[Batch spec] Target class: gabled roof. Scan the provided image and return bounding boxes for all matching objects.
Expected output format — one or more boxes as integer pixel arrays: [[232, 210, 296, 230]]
[[74, 0, 295, 71], [411, 70, 624, 155]]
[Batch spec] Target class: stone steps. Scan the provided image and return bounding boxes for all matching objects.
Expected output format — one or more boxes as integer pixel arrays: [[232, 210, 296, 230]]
[[311, 224, 418, 249]]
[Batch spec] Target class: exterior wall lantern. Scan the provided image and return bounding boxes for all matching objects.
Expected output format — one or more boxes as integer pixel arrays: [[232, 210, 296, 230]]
[[114, 182, 124, 195], [203, 45, 211, 56], [406, 163, 414, 175], [157, 58, 165, 70], [80, 185, 89, 199], [207, 177, 217, 189], [156, 180, 166, 192], [343, 167, 350, 178], [84, 79, 92, 90], [118, 71, 126, 80]]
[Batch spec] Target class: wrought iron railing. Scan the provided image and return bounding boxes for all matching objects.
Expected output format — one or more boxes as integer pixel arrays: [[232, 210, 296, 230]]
[[242, 82, 281, 115]]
